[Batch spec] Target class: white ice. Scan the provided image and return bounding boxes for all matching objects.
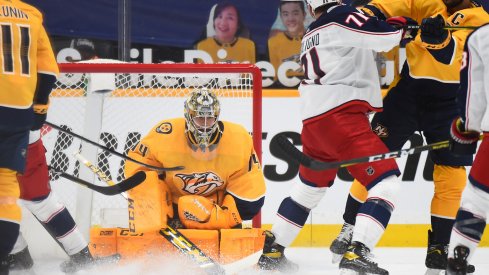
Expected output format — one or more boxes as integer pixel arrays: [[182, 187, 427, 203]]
[[11, 247, 489, 275]]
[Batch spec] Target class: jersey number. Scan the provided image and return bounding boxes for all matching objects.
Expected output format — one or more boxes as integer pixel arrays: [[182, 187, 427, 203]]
[[0, 24, 31, 75], [345, 12, 370, 27]]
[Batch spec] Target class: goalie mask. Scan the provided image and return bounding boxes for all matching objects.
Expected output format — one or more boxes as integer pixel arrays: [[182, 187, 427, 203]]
[[184, 89, 222, 151]]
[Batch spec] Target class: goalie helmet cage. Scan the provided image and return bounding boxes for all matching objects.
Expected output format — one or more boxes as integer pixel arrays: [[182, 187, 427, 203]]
[[41, 63, 263, 240]]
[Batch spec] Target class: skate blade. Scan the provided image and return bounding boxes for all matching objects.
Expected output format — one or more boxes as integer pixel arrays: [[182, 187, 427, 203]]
[[424, 268, 445, 275], [332, 253, 343, 264]]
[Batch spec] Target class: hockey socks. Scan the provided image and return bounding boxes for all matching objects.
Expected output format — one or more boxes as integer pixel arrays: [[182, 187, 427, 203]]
[[272, 197, 310, 247]]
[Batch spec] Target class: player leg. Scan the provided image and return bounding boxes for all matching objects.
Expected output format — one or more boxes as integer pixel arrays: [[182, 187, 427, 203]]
[[259, 112, 342, 273], [422, 93, 475, 274], [14, 132, 93, 273], [0, 127, 29, 275], [337, 109, 401, 275], [446, 137, 489, 275], [330, 79, 416, 263], [329, 180, 365, 263]]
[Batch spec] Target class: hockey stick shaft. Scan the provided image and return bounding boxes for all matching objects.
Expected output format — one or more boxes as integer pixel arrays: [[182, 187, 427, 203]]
[[76, 157, 224, 274], [48, 166, 146, 195], [45, 121, 184, 172], [74, 152, 128, 199], [276, 134, 482, 171], [406, 25, 478, 30]]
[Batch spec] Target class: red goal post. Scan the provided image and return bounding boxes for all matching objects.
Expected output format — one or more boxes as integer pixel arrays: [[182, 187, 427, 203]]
[[42, 63, 263, 238]]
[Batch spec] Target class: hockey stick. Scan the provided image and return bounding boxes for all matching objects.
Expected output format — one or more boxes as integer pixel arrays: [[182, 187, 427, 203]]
[[76, 156, 225, 275], [45, 121, 184, 172], [74, 152, 128, 199], [406, 25, 478, 30], [48, 166, 146, 196], [275, 134, 482, 171]]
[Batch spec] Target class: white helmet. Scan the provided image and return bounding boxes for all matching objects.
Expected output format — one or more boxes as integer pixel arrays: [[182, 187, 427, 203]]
[[306, 0, 341, 11]]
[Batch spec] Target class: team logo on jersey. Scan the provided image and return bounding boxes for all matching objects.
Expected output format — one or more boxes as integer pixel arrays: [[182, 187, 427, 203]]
[[373, 123, 388, 138], [156, 122, 172, 134], [176, 172, 224, 195], [366, 166, 375, 176]]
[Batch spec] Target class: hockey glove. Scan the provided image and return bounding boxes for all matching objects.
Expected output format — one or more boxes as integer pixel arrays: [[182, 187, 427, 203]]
[[386, 16, 418, 44], [449, 117, 480, 155], [420, 14, 450, 46], [31, 104, 49, 130]]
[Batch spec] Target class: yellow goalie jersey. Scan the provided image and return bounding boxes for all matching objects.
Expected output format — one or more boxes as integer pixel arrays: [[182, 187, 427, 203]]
[[362, 0, 489, 83], [0, 0, 58, 109], [125, 117, 265, 212]]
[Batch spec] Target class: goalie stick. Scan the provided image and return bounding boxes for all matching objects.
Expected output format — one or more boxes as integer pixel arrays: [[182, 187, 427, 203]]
[[48, 166, 146, 196], [76, 154, 225, 275], [45, 121, 184, 172], [275, 134, 483, 171]]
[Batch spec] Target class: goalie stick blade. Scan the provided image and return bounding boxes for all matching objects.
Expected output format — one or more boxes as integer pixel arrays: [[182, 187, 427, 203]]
[[159, 227, 225, 275], [49, 167, 146, 195], [45, 121, 184, 172]]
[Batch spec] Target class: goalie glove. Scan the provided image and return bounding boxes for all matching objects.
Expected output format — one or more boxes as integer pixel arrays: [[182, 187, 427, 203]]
[[386, 16, 418, 44], [449, 117, 480, 155], [178, 194, 242, 230], [420, 14, 450, 47]]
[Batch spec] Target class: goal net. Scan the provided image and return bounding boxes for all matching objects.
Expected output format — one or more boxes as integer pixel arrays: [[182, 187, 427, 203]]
[[40, 63, 263, 239]]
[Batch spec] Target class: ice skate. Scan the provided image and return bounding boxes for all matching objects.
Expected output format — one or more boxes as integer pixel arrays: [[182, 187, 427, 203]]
[[8, 246, 34, 270], [424, 231, 474, 275], [446, 246, 470, 275], [60, 246, 95, 273], [330, 222, 354, 264], [339, 241, 388, 275], [257, 230, 299, 273]]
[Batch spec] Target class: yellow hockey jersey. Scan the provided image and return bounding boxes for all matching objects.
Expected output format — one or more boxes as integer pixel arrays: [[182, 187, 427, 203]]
[[125, 118, 266, 206], [196, 37, 256, 64], [0, 0, 58, 108], [267, 31, 303, 79], [363, 0, 489, 83]]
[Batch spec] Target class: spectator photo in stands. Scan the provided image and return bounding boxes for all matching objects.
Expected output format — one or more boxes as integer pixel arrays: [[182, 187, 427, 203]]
[[195, 1, 256, 64], [267, 0, 306, 83]]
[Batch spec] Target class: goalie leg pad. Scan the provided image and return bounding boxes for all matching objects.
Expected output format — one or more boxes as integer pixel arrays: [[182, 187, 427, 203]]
[[127, 171, 173, 233], [17, 139, 51, 201], [432, 165, 467, 218], [178, 194, 242, 229]]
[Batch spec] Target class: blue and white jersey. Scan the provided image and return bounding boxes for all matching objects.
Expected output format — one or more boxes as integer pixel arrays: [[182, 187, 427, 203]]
[[299, 4, 402, 122], [458, 23, 489, 133]]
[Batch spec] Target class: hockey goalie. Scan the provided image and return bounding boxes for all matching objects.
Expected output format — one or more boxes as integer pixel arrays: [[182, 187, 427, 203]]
[[89, 88, 266, 265]]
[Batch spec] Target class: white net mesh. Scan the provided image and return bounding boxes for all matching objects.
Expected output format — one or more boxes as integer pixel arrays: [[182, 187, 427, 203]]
[[41, 63, 260, 230]]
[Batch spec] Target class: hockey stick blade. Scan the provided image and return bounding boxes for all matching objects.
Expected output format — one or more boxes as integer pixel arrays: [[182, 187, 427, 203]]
[[275, 134, 467, 171], [159, 227, 225, 275], [49, 166, 146, 195], [45, 121, 184, 172]]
